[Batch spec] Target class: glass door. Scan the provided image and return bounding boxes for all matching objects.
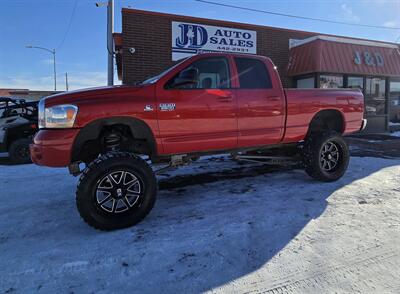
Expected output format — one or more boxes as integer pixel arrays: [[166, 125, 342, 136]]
[[365, 77, 386, 116], [389, 79, 400, 128]]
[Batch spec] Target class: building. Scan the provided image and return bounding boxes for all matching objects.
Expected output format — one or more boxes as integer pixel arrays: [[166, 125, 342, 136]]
[[114, 8, 400, 133], [0, 88, 61, 101]]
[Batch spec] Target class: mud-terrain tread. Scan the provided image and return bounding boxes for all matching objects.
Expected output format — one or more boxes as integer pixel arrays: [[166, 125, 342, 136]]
[[76, 152, 157, 231], [303, 131, 349, 182]]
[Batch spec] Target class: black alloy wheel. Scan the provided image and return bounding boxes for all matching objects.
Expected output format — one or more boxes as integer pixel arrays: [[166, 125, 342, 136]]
[[303, 131, 350, 182], [95, 170, 143, 214], [76, 152, 157, 231], [320, 141, 340, 172], [8, 138, 32, 164]]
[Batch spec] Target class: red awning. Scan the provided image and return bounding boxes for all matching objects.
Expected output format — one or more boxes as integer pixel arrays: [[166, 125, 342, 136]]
[[287, 37, 400, 77]]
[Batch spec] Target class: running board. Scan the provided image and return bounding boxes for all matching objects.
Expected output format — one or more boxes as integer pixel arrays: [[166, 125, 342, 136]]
[[233, 155, 300, 166], [154, 154, 191, 175]]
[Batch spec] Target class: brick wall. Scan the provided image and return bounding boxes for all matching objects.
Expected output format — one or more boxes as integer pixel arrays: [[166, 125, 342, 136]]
[[121, 9, 315, 88]]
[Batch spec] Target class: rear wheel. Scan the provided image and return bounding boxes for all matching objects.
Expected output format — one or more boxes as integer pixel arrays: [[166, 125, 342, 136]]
[[303, 131, 349, 182], [9, 138, 32, 164], [76, 152, 157, 231]]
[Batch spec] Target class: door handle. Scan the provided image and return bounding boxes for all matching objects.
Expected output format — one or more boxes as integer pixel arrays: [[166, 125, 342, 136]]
[[219, 95, 232, 99], [217, 95, 233, 102], [267, 96, 281, 101]]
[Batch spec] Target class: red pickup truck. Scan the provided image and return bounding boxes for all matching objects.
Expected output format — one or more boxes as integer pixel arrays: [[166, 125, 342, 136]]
[[30, 53, 366, 230]]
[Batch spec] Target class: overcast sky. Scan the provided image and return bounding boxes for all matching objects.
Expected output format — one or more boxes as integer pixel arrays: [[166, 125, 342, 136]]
[[1, 0, 399, 91]]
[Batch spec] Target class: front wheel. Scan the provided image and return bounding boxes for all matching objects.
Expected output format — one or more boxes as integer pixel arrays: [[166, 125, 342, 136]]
[[303, 131, 350, 182], [76, 152, 157, 231], [9, 138, 32, 164]]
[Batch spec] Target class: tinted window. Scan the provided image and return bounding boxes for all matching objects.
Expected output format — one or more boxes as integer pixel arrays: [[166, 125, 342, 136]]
[[347, 76, 364, 90], [296, 77, 315, 88], [389, 80, 400, 124], [166, 57, 230, 89], [235, 58, 272, 89], [319, 75, 343, 89]]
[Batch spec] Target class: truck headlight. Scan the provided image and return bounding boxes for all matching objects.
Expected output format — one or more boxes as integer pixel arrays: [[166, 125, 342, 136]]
[[38, 101, 78, 129]]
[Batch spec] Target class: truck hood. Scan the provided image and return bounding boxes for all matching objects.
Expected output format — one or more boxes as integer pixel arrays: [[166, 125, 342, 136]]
[[43, 84, 151, 107]]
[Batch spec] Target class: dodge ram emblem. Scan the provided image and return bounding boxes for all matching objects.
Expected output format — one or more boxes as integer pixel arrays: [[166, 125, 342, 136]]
[[144, 105, 154, 112]]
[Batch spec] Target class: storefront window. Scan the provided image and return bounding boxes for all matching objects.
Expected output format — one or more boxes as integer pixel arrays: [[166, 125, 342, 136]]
[[320, 75, 343, 88], [296, 77, 315, 88], [389, 80, 400, 125], [365, 77, 386, 115], [347, 76, 364, 90]]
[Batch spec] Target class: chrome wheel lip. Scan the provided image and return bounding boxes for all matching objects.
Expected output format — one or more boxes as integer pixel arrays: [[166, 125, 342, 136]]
[[320, 141, 340, 172], [95, 170, 143, 214]]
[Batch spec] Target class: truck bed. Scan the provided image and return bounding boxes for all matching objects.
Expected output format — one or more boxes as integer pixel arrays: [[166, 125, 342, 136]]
[[282, 88, 364, 143]]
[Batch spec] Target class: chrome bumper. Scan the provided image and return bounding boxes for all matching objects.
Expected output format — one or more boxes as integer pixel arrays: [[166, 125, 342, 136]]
[[360, 119, 367, 131]]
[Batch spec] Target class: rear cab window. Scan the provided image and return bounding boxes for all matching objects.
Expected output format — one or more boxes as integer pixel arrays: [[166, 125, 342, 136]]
[[234, 57, 272, 89]]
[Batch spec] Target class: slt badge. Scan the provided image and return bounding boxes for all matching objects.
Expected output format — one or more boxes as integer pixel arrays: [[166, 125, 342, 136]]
[[159, 103, 176, 111]]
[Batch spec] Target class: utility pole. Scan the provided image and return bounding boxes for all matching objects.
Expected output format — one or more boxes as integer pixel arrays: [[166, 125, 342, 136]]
[[65, 73, 69, 91], [96, 0, 114, 86], [107, 0, 114, 86], [53, 48, 57, 91]]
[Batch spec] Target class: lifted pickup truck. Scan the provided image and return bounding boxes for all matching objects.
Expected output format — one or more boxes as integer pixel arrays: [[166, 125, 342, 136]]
[[30, 53, 365, 230]]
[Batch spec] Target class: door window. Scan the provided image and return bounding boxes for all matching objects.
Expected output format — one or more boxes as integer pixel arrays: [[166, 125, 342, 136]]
[[389, 80, 400, 124], [166, 57, 230, 89], [365, 77, 386, 115], [234, 58, 272, 89]]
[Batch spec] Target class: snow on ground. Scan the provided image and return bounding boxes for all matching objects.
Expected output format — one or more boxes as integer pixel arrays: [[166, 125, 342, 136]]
[[391, 131, 400, 137], [0, 156, 399, 293]]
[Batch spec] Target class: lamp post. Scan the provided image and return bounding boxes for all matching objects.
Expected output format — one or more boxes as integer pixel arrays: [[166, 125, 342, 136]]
[[96, 0, 114, 86], [25, 45, 57, 91]]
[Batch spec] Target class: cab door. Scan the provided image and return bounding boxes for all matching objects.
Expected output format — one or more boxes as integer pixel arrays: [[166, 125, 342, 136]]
[[155, 56, 238, 154], [233, 57, 285, 147]]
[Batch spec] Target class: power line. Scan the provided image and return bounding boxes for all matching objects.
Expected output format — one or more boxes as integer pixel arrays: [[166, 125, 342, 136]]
[[57, 0, 78, 50], [195, 0, 400, 30]]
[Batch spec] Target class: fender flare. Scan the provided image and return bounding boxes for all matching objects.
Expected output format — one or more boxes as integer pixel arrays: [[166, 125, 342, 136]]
[[306, 109, 346, 135], [71, 117, 157, 161]]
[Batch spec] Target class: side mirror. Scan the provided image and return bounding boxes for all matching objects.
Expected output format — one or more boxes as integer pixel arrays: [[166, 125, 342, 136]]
[[173, 68, 198, 87]]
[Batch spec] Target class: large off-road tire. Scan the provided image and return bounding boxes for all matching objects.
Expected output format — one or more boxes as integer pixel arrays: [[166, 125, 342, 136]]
[[76, 152, 157, 231], [8, 138, 32, 164], [303, 131, 349, 182]]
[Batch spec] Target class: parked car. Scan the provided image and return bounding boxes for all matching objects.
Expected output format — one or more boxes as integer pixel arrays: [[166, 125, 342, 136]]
[[0, 97, 38, 164], [30, 53, 366, 230]]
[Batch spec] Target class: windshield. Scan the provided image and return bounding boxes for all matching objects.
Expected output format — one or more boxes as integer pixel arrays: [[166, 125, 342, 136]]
[[141, 58, 188, 85]]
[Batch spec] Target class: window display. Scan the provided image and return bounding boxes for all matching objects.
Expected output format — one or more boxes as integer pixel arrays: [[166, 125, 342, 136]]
[[320, 75, 343, 89]]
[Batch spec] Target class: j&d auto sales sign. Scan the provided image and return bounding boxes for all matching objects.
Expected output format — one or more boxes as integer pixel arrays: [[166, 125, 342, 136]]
[[172, 21, 257, 61]]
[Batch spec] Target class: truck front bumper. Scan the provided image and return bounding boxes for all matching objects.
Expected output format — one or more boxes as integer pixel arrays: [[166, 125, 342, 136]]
[[30, 129, 80, 167]]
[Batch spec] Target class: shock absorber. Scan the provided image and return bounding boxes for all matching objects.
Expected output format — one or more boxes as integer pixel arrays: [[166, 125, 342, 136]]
[[104, 132, 122, 152]]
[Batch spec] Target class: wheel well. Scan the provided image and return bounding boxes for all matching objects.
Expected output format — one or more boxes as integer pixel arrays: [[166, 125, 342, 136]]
[[307, 110, 345, 136], [71, 117, 157, 163]]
